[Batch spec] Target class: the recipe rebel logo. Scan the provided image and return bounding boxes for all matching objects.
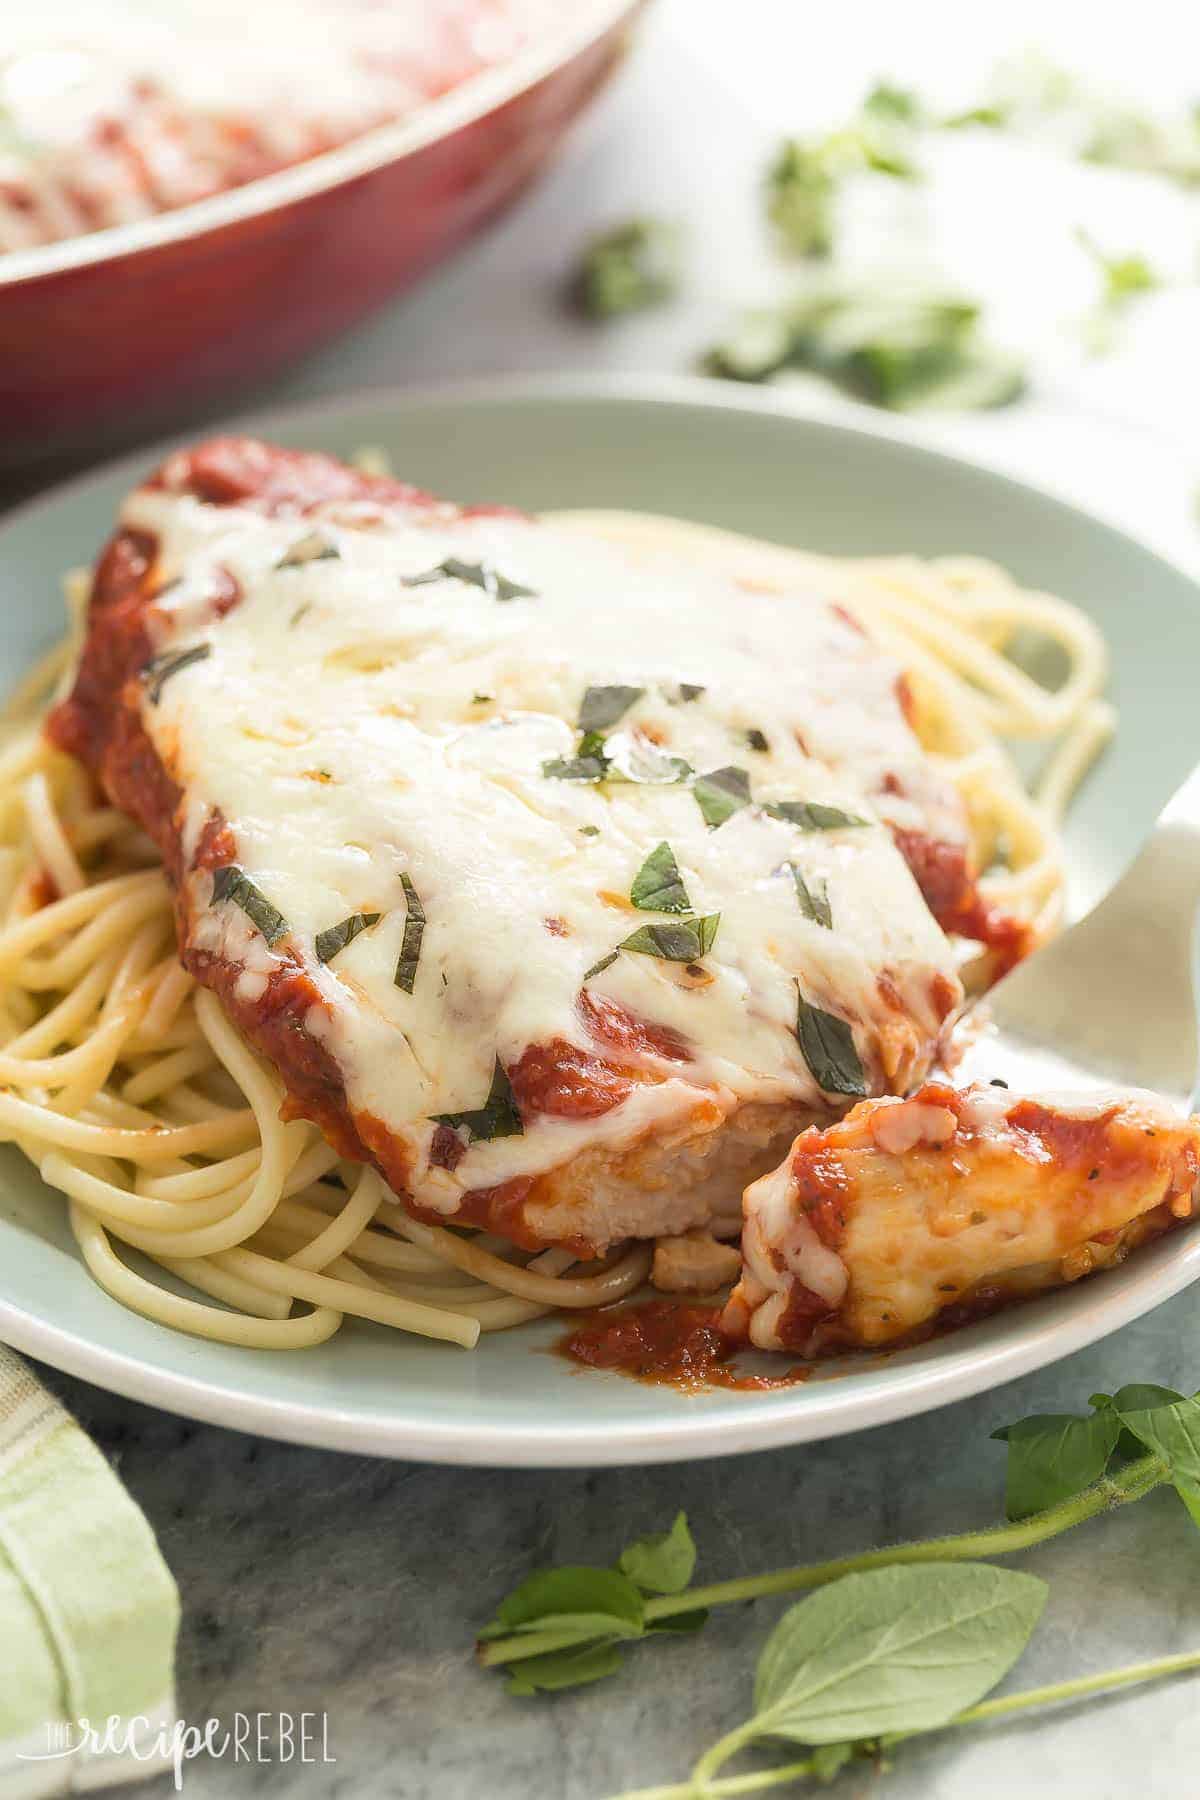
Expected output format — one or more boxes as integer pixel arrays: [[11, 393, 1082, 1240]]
[[19, 1711, 336, 1789]]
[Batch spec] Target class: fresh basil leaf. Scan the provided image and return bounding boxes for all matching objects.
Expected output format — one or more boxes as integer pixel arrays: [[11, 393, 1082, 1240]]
[[604, 734, 692, 786], [484, 1566, 646, 1639], [991, 1412, 1120, 1520], [1103, 1384, 1185, 1412], [141, 643, 211, 705], [506, 1642, 625, 1696], [789, 866, 833, 929], [1116, 1395, 1200, 1487], [432, 1058, 523, 1144], [630, 843, 692, 916], [766, 800, 869, 831], [210, 865, 289, 947], [579, 824, 601, 837], [618, 1512, 697, 1595], [276, 530, 340, 569], [579, 685, 644, 733], [403, 557, 536, 601], [1092, 1385, 1185, 1462], [751, 1563, 1046, 1746], [583, 951, 619, 982], [647, 1609, 709, 1635], [795, 990, 866, 1096], [394, 873, 425, 994], [619, 915, 720, 963], [694, 766, 752, 828], [1175, 1479, 1200, 1532], [315, 911, 380, 964], [745, 728, 770, 753]]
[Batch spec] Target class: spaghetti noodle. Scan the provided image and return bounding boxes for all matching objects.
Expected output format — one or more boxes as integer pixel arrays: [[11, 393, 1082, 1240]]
[[0, 517, 1111, 1352]]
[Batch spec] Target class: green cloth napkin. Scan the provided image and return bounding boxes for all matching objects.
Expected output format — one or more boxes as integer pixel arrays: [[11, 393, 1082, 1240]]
[[0, 1348, 179, 1794]]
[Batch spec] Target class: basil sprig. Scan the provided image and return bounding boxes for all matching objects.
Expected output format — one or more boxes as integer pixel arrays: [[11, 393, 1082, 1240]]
[[630, 842, 692, 915], [210, 865, 289, 947], [315, 912, 380, 964], [276, 531, 340, 569], [795, 988, 866, 1095], [394, 874, 425, 994], [403, 557, 537, 601], [543, 730, 690, 788], [141, 643, 211, 705], [432, 1059, 523, 1144]]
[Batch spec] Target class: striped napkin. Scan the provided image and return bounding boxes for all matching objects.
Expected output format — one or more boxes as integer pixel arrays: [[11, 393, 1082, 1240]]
[[0, 1349, 179, 1796]]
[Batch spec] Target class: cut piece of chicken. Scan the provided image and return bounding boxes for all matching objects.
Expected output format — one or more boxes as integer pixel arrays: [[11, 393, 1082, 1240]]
[[651, 1229, 743, 1296], [722, 1081, 1200, 1354]]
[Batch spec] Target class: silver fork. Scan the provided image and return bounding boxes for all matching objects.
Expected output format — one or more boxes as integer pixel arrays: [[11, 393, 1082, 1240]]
[[955, 765, 1200, 1111]]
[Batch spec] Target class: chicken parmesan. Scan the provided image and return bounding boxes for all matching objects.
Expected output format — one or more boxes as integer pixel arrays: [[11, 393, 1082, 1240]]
[[723, 1083, 1200, 1355], [47, 436, 998, 1260], [0, 432, 1134, 1360]]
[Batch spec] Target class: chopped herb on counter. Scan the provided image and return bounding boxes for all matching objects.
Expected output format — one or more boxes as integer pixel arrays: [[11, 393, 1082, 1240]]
[[571, 219, 682, 319]]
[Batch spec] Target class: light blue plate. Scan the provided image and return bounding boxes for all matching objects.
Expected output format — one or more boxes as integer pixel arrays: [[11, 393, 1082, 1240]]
[[2, 375, 1199, 1465]]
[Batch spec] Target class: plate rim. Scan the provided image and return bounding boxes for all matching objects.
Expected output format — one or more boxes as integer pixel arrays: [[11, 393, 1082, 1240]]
[[3, 370, 1198, 1466]]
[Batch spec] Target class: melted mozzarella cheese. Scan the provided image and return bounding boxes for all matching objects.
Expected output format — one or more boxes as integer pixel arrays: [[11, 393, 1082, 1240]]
[[125, 486, 961, 1211]]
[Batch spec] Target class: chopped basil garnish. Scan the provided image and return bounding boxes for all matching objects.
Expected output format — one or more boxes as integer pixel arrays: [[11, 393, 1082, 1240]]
[[276, 531, 340, 570], [671, 682, 706, 704], [471, 693, 494, 705], [583, 950, 619, 981], [788, 865, 833, 928], [745, 728, 770, 753], [579, 825, 601, 837], [289, 602, 313, 629], [579, 685, 644, 733], [432, 1058, 523, 1143], [211, 865, 289, 947], [315, 912, 380, 964], [630, 842, 692, 915], [542, 732, 611, 783], [394, 873, 425, 994], [403, 558, 537, 601], [619, 914, 720, 962], [693, 765, 751, 828], [141, 643, 211, 705], [605, 735, 692, 786], [795, 989, 866, 1096], [543, 730, 689, 787], [765, 799, 869, 830]]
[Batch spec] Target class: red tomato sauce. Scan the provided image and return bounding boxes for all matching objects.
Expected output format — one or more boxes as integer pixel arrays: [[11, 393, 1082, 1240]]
[[558, 1299, 810, 1393]]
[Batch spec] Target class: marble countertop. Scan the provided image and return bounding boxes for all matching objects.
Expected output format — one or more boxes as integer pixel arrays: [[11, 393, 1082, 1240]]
[[19, 3, 1200, 1794]]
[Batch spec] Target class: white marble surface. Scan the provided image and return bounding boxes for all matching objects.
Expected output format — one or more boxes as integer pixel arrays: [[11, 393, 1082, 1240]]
[[19, 3, 1200, 1794]]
